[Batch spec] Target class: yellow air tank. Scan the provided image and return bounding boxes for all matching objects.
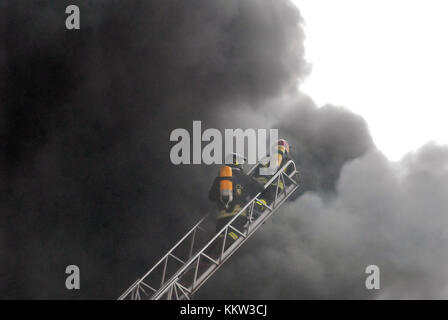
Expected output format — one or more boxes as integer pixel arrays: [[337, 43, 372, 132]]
[[219, 165, 233, 208], [273, 145, 285, 170]]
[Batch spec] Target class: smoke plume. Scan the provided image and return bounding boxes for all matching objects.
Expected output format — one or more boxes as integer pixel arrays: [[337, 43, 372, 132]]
[[199, 143, 448, 299], [1, 0, 447, 299]]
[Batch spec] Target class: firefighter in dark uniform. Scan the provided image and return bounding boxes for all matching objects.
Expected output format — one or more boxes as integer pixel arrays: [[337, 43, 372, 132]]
[[208, 153, 263, 248], [252, 139, 294, 213]]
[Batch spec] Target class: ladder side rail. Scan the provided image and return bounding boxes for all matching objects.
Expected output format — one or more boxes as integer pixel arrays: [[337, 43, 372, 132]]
[[118, 215, 208, 299], [151, 192, 266, 299], [151, 160, 298, 299], [187, 178, 299, 298], [190, 169, 299, 296], [247, 162, 261, 176], [165, 170, 299, 299], [120, 160, 298, 300]]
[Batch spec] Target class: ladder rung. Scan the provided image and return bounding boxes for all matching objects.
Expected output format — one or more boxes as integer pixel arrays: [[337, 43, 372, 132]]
[[118, 160, 300, 300]]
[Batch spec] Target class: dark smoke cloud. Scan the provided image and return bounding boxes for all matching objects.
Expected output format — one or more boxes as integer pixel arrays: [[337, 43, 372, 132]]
[[2, 0, 447, 300], [1, 0, 308, 298], [199, 143, 448, 299], [278, 99, 374, 193]]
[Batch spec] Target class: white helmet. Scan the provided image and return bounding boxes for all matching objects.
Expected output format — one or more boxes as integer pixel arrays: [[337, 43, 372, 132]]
[[225, 152, 247, 170]]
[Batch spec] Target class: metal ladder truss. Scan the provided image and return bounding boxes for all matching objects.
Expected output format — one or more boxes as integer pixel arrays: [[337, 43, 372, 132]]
[[118, 160, 300, 300]]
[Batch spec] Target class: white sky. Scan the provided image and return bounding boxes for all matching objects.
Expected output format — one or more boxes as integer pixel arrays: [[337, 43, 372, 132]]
[[292, 0, 448, 160]]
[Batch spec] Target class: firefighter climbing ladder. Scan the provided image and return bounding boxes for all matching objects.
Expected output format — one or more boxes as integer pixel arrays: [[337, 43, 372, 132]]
[[118, 160, 300, 300]]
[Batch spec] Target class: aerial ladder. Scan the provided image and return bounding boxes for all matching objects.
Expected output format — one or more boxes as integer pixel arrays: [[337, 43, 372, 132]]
[[118, 160, 300, 300]]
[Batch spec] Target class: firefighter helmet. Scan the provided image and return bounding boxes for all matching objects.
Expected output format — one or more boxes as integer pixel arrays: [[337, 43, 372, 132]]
[[225, 153, 246, 170], [273, 139, 290, 155]]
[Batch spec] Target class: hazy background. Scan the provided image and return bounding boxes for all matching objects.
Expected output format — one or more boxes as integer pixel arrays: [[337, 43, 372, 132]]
[[1, 0, 447, 299]]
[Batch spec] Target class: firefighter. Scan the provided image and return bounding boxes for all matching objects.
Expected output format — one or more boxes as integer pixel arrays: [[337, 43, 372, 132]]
[[252, 139, 294, 214], [208, 153, 263, 249]]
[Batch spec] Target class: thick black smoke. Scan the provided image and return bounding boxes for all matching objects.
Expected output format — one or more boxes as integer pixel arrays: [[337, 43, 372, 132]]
[[1, 0, 308, 298], [2, 0, 447, 300], [201, 143, 448, 299]]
